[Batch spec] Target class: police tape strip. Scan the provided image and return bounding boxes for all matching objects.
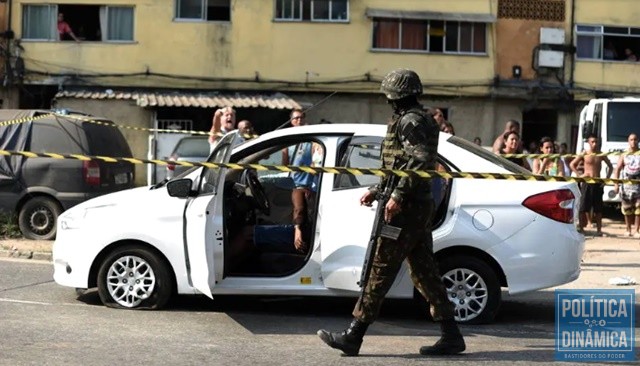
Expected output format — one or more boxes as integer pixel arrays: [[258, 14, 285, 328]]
[[0, 113, 55, 127], [0, 110, 256, 139], [48, 113, 640, 159], [54, 112, 258, 139], [0, 112, 636, 159], [1, 149, 638, 185]]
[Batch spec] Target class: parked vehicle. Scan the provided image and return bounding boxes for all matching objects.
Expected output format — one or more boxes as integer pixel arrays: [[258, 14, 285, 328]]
[[0, 110, 135, 240], [576, 96, 640, 205], [53, 125, 584, 324], [165, 136, 210, 180]]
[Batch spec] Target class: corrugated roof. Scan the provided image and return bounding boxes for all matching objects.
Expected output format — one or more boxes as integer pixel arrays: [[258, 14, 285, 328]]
[[54, 90, 302, 110]]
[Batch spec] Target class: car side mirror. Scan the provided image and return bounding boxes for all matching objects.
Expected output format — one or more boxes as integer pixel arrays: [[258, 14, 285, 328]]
[[166, 178, 194, 198]]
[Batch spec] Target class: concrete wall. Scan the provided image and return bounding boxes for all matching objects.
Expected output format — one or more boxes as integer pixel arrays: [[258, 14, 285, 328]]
[[53, 98, 152, 186], [496, 19, 565, 80]]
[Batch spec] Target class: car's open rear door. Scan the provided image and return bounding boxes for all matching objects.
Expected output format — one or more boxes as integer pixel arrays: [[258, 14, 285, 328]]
[[184, 132, 239, 298]]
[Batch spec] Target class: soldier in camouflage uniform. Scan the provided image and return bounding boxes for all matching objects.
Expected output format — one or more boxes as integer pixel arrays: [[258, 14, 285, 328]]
[[317, 69, 465, 357]]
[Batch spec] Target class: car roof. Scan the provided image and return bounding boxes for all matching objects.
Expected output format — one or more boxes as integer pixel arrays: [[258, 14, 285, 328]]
[[257, 123, 387, 139]]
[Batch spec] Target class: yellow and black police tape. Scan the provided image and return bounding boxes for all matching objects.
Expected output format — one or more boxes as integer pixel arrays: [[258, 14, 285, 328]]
[[0, 110, 257, 139], [0, 113, 55, 127], [55, 112, 259, 139], [0, 111, 638, 159], [1, 149, 639, 186]]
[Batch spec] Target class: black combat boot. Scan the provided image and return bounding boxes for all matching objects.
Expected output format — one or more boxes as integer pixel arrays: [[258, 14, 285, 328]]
[[317, 319, 369, 356], [419, 319, 466, 355]]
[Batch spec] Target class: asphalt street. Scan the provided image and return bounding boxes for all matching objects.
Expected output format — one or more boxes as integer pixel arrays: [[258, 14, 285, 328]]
[[0, 223, 639, 365]]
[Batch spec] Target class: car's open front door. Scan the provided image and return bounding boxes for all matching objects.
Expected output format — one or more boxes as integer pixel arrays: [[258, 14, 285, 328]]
[[184, 132, 240, 298], [319, 136, 382, 292]]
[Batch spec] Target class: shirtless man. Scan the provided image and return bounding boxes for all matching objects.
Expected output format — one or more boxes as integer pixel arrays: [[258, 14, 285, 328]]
[[569, 134, 613, 235]]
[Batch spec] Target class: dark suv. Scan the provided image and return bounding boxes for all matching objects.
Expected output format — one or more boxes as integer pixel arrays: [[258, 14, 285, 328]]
[[0, 110, 135, 240]]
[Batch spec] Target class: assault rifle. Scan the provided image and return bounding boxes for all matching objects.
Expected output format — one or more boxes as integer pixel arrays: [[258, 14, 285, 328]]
[[357, 175, 403, 294]]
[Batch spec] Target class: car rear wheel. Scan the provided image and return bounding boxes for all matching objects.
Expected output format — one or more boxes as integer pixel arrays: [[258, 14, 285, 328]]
[[18, 196, 61, 240], [438, 255, 501, 324], [97, 246, 173, 310]]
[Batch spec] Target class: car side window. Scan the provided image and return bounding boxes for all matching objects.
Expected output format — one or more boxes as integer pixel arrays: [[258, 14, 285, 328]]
[[30, 122, 85, 154], [334, 138, 382, 190], [200, 143, 230, 194]]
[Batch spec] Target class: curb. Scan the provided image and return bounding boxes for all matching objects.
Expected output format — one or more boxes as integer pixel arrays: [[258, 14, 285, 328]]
[[0, 249, 52, 261]]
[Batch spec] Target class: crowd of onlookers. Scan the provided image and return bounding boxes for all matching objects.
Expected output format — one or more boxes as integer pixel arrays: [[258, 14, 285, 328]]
[[208, 107, 640, 238]]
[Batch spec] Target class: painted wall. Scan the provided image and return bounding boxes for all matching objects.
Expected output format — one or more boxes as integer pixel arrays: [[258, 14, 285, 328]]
[[13, 0, 496, 93], [496, 19, 564, 80]]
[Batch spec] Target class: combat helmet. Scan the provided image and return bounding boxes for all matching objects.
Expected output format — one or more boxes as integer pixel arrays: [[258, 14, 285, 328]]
[[380, 68, 423, 100]]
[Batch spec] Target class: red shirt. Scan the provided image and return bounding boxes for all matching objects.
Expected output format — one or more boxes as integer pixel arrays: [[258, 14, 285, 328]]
[[58, 21, 72, 36]]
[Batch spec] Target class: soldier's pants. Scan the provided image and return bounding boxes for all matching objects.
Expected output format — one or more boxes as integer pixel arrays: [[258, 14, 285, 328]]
[[353, 201, 454, 324]]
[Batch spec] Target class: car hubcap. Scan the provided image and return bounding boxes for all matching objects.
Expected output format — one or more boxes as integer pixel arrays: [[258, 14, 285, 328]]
[[106, 255, 156, 308], [442, 268, 488, 322], [29, 207, 53, 235]]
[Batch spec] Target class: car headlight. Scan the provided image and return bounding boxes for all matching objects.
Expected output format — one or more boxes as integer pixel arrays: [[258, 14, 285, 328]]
[[59, 204, 115, 230], [60, 212, 85, 230]]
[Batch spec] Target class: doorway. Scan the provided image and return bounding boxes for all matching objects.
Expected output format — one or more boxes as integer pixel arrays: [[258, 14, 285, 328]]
[[522, 109, 558, 151]]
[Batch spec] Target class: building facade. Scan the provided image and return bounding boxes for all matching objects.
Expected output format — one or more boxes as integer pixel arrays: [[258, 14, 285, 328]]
[[1, 0, 639, 184]]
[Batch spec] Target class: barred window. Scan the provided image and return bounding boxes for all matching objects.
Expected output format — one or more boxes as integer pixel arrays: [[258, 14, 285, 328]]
[[275, 0, 349, 22], [372, 18, 487, 54], [498, 0, 565, 22]]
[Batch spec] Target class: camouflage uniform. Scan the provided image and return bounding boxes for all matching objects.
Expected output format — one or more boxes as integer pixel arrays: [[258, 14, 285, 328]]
[[317, 69, 464, 357], [352, 105, 454, 324]]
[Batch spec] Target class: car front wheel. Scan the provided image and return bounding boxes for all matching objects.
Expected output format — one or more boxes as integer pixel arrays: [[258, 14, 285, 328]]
[[18, 196, 61, 240], [97, 246, 173, 310], [438, 255, 501, 324]]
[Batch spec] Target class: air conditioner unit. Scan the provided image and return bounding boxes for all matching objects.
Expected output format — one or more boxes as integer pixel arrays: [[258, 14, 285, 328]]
[[540, 27, 565, 45], [538, 50, 564, 68]]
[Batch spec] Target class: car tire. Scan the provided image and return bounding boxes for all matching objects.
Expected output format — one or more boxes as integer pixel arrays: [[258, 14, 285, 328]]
[[97, 246, 173, 310], [436, 255, 501, 324], [18, 196, 61, 240]]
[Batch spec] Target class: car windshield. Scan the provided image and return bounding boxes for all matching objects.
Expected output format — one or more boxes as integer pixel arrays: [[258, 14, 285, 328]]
[[447, 135, 530, 174], [174, 137, 210, 157]]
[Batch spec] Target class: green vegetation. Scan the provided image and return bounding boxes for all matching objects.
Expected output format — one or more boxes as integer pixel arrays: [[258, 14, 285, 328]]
[[0, 213, 22, 239]]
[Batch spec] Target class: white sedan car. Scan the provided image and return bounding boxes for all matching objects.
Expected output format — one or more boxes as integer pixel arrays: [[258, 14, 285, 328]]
[[53, 124, 584, 324]]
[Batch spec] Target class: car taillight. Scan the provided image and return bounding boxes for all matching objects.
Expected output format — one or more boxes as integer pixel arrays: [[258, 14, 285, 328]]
[[83, 160, 101, 186], [522, 189, 575, 224]]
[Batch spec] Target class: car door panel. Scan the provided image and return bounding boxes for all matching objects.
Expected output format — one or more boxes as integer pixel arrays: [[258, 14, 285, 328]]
[[184, 132, 238, 298]]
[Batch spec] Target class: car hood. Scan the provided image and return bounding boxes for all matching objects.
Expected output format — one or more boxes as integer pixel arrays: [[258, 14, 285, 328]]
[[62, 186, 164, 215]]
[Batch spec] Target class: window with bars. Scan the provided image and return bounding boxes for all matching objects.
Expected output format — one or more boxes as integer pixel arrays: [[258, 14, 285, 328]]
[[576, 24, 640, 62], [275, 0, 349, 22], [372, 18, 487, 54], [175, 0, 230, 21], [157, 119, 194, 132]]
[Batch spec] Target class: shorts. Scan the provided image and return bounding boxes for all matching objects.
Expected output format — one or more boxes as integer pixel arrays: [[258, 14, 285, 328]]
[[579, 183, 604, 214], [620, 191, 640, 216], [253, 225, 296, 253]]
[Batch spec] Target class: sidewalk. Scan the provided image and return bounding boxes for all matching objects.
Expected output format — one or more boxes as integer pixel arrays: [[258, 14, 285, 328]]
[[0, 238, 54, 261]]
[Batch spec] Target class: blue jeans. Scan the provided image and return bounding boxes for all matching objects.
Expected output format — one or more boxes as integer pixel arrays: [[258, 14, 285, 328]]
[[254, 225, 296, 253]]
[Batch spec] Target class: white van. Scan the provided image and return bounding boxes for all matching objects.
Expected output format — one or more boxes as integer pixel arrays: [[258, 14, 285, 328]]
[[576, 97, 640, 205]]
